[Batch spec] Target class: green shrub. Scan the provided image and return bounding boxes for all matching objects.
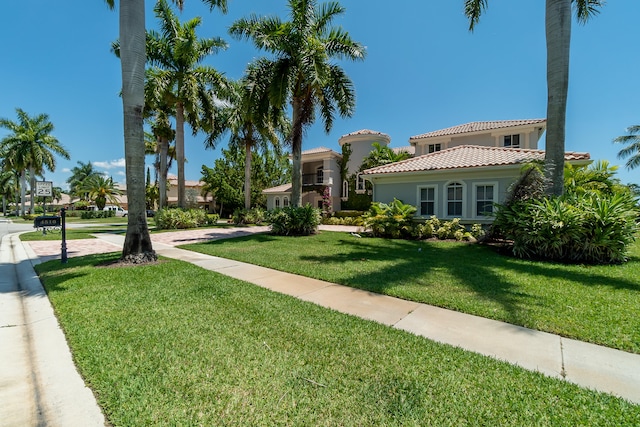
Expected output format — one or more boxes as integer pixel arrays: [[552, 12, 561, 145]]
[[493, 192, 639, 264], [155, 208, 213, 230], [232, 208, 266, 225], [268, 205, 321, 236], [363, 199, 416, 238], [321, 214, 364, 226], [80, 210, 115, 219], [22, 214, 39, 221]]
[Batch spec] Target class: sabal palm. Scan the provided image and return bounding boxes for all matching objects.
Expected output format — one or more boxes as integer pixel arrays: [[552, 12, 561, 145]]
[[0, 108, 69, 214], [104, 0, 226, 261], [230, 0, 366, 207], [464, 0, 602, 196], [78, 175, 123, 210], [613, 125, 640, 171], [146, 0, 227, 208], [212, 75, 289, 209]]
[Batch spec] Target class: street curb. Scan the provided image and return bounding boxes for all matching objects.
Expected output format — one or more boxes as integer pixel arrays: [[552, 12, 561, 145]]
[[13, 233, 106, 427]]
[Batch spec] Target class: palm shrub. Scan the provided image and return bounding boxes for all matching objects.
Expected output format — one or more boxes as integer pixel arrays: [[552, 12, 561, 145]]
[[232, 208, 266, 225], [364, 199, 416, 238], [155, 208, 215, 230], [494, 190, 639, 264], [268, 205, 321, 236]]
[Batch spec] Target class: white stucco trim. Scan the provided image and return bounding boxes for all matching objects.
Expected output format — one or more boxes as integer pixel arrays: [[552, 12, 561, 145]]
[[416, 184, 438, 218], [472, 181, 499, 219]]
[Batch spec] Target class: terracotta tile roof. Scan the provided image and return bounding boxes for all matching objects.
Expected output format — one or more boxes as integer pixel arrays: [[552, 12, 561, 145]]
[[410, 119, 547, 140], [362, 145, 590, 175], [341, 129, 389, 138], [301, 146, 335, 155], [262, 183, 292, 194]]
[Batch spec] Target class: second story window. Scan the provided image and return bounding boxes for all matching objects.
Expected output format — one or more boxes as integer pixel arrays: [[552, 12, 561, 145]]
[[428, 143, 441, 153], [355, 173, 366, 193], [316, 166, 323, 184], [504, 134, 520, 148]]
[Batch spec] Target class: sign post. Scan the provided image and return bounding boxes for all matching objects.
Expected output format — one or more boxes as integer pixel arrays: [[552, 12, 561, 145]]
[[61, 208, 68, 264], [36, 181, 53, 215]]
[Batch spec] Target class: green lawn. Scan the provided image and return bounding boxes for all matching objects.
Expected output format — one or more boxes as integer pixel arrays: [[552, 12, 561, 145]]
[[36, 255, 639, 426], [182, 232, 640, 354], [19, 224, 129, 241]]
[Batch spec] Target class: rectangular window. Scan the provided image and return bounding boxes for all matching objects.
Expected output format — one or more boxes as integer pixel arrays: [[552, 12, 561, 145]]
[[428, 143, 442, 153], [504, 134, 520, 148], [476, 185, 494, 216], [419, 187, 435, 216], [447, 183, 463, 217]]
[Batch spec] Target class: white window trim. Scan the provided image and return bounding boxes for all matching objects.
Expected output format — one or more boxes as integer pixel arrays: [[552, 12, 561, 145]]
[[283, 195, 290, 207], [274, 196, 281, 209], [473, 181, 498, 219], [503, 134, 521, 148], [416, 185, 438, 218], [444, 181, 466, 219]]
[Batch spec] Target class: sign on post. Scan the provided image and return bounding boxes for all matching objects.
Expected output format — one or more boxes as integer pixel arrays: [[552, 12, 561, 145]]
[[35, 181, 53, 197]]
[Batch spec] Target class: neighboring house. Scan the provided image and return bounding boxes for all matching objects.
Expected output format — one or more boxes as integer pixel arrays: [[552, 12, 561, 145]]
[[263, 130, 398, 211], [363, 119, 591, 223], [166, 175, 215, 211]]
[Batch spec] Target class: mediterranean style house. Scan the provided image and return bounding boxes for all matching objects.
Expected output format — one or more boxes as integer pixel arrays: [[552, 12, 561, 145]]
[[263, 119, 592, 223]]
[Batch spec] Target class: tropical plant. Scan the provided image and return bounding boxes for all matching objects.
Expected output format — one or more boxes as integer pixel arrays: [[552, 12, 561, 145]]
[[364, 198, 417, 239], [67, 161, 101, 201], [359, 142, 412, 171], [464, 0, 603, 196], [209, 74, 290, 210], [0, 108, 69, 214], [268, 204, 321, 236], [613, 125, 640, 171], [144, 0, 228, 208], [78, 175, 123, 210], [155, 207, 218, 230], [144, 95, 176, 210], [230, 0, 366, 207]]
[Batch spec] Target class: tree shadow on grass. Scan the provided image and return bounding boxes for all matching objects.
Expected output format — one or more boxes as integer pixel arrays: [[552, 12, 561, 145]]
[[296, 237, 640, 327]]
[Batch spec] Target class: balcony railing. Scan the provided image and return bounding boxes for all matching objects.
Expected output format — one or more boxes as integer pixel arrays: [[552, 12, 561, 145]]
[[302, 173, 324, 186]]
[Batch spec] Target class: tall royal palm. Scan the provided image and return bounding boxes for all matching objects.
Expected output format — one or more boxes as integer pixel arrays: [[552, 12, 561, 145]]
[[146, 0, 227, 208], [465, 0, 602, 196], [104, 0, 226, 262], [230, 0, 366, 207], [0, 108, 69, 214], [211, 73, 289, 209], [613, 125, 640, 172]]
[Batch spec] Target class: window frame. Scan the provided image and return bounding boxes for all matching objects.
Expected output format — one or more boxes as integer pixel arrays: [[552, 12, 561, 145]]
[[445, 181, 465, 218], [427, 143, 442, 154], [473, 181, 498, 218], [417, 185, 438, 217], [504, 134, 520, 148], [283, 196, 290, 207], [274, 196, 281, 209]]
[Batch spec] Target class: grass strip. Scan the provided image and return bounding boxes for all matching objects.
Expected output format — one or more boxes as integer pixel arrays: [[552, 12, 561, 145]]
[[37, 255, 639, 426], [182, 232, 640, 354]]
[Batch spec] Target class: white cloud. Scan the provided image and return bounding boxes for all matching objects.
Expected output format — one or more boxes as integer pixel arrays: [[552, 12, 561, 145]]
[[117, 171, 125, 176], [62, 168, 71, 173], [94, 158, 126, 169]]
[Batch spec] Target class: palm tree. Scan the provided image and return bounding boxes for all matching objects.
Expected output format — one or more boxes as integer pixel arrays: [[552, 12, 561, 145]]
[[613, 125, 640, 171], [79, 175, 124, 210], [145, 0, 227, 208], [0, 168, 19, 216], [104, 0, 227, 262], [0, 108, 69, 214], [229, 0, 366, 207], [359, 142, 412, 171], [210, 74, 289, 209], [67, 161, 100, 201], [464, 0, 603, 196]]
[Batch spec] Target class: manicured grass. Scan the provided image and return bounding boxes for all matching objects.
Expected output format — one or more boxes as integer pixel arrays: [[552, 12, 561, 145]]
[[36, 255, 639, 425], [183, 232, 640, 354], [19, 224, 128, 241]]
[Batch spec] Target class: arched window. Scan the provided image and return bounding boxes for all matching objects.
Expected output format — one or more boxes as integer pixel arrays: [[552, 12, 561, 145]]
[[447, 182, 463, 217], [355, 173, 366, 194], [283, 196, 290, 207], [274, 196, 281, 209]]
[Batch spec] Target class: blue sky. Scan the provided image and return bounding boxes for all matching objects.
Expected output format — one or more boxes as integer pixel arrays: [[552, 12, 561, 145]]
[[1, 0, 639, 190]]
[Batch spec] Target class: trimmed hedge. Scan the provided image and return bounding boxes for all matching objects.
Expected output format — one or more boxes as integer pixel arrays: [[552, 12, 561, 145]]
[[155, 208, 219, 230], [268, 205, 321, 236]]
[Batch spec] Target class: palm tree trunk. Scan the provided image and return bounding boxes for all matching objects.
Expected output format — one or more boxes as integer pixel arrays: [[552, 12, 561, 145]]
[[20, 170, 26, 216], [120, 0, 156, 262], [291, 98, 303, 207], [29, 166, 35, 213], [176, 102, 186, 208], [244, 140, 252, 210], [159, 136, 168, 209], [544, 0, 571, 196]]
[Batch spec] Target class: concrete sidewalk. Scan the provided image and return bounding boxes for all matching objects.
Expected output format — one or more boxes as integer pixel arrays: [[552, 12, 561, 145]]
[[3, 225, 639, 427]]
